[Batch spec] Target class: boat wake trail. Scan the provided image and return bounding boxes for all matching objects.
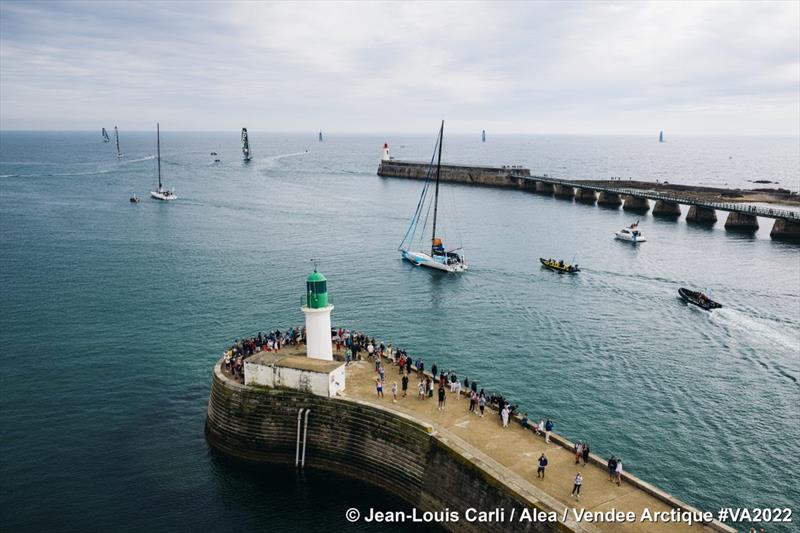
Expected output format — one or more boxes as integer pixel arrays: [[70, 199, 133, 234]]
[[711, 308, 800, 355]]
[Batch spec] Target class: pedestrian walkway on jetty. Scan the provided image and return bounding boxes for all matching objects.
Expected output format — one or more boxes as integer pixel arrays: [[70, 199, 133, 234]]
[[339, 355, 730, 533]]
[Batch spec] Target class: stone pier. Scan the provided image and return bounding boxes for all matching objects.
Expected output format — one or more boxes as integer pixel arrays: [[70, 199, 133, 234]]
[[206, 346, 735, 533], [597, 191, 622, 207], [553, 184, 575, 199], [622, 196, 650, 213], [770, 218, 800, 241], [724, 212, 759, 232], [535, 181, 554, 195], [575, 188, 597, 204], [652, 200, 682, 218], [685, 206, 717, 224]]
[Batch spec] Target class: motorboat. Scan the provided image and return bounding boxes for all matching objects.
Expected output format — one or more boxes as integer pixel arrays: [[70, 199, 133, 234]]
[[615, 222, 646, 243], [540, 258, 580, 273], [678, 288, 722, 311], [129, 194, 140, 203]]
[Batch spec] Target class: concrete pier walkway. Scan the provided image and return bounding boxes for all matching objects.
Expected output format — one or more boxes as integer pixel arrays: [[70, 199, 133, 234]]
[[339, 355, 733, 533]]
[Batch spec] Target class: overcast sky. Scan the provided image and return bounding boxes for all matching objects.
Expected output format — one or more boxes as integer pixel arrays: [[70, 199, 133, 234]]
[[1, 0, 798, 134]]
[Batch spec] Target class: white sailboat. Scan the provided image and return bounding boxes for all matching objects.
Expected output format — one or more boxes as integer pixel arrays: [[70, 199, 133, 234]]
[[241, 128, 252, 162], [398, 121, 467, 273], [102, 128, 110, 143], [150, 123, 176, 201]]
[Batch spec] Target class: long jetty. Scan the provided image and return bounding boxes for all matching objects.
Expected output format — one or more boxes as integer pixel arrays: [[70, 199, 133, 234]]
[[377, 159, 800, 241], [206, 343, 736, 533]]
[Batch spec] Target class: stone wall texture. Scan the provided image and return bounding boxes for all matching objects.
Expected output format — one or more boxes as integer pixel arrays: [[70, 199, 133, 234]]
[[377, 160, 532, 190]]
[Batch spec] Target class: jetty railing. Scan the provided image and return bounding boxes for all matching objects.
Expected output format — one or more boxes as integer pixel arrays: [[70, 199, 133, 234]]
[[531, 176, 800, 221]]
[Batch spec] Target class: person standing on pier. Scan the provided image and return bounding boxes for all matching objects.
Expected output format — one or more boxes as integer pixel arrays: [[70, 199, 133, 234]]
[[571, 473, 583, 499], [575, 441, 583, 464], [431, 363, 438, 379], [537, 454, 548, 479], [608, 456, 617, 481], [392, 382, 398, 403], [376, 377, 383, 398], [582, 443, 590, 466], [501, 405, 510, 427], [545, 419, 554, 443], [479, 395, 486, 417], [615, 459, 623, 485], [468, 390, 476, 413], [437, 385, 446, 411], [401, 373, 409, 397]]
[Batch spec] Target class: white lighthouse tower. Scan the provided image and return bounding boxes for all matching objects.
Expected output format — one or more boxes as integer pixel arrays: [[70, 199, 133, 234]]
[[382, 142, 391, 161], [301, 264, 334, 361]]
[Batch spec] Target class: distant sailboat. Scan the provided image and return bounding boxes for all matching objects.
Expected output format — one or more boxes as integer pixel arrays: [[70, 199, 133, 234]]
[[150, 123, 176, 201], [102, 128, 110, 143], [482, 129, 486, 142], [319, 131, 323, 142], [399, 120, 467, 273], [241, 128, 252, 162], [659, 131, 665, 143], [114, 126, 123, 157]]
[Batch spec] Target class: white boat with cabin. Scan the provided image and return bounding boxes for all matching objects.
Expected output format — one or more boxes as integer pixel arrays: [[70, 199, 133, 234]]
[[615, 222, 646, 243]]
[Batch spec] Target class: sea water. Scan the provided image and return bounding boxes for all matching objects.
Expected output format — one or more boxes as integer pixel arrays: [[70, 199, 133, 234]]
[[1, 131, 798, 531]]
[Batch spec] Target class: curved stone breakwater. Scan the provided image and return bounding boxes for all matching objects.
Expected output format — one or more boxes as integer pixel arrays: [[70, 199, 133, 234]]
[[206, 344, 736, 533]]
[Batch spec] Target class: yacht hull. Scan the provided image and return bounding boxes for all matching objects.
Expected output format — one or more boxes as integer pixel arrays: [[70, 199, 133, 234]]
[[150, 191, 177, 201], [402, 250, 466, 273]]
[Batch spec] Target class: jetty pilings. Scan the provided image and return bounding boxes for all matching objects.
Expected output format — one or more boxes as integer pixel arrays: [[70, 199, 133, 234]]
[[724, 212, 759, 232], [575, 188, 598, 204], [623, 196, 650, 212], [652, 200, 682, 218], [535, 181, 554, 194], [553, 184, 575, 199], [597, 191, 622, 207], [685, 206, 717, 224], [770, 218, 800, 241]]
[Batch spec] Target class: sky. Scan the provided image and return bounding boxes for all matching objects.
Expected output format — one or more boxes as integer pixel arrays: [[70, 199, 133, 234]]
[[1, 0, 798, 134]]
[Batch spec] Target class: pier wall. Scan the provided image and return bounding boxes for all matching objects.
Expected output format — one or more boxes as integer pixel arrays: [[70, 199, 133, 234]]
[[378, 160, 531, 190], [205, 364, 572, 533]]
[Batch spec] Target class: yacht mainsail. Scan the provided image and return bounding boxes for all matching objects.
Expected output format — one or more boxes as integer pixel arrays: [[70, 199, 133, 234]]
[[102, 128, 110, 142]]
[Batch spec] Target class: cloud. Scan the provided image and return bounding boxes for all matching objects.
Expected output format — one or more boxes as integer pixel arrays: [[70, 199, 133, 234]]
[[0, 0, 798, 134]]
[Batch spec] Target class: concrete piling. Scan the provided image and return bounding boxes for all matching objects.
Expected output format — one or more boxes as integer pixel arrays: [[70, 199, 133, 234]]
[[685, 206, 717, 224]]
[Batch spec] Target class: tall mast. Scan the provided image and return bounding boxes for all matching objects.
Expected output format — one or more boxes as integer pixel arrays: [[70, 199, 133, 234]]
[[157, 123, 162, 189], [114, 126, 121, 156], [431, 120, 444, 253]]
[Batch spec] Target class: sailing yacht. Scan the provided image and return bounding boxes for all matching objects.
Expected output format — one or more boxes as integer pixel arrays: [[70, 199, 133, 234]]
[[241, 128, 252, 162], [102, 128, 110, 142], [398, 121, 467, 273], [150, 123, 176, 201], [114, 126, 123, 157]]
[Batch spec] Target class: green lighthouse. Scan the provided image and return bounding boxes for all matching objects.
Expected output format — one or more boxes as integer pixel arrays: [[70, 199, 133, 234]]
[[306, 270, 328, 308]]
